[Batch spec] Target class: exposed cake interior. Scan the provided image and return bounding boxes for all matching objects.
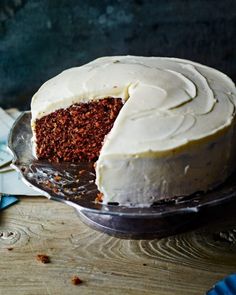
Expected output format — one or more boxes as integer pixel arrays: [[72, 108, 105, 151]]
[[34, 97, 123, 162]]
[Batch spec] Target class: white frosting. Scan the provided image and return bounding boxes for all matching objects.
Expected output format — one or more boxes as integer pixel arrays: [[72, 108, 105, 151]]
[[31, 56, 236, 206]]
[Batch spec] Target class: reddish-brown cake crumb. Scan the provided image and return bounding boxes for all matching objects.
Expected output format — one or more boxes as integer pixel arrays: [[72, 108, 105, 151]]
[[54, 175, 62, 181], [71, 276, 82, 285], [95, 192, 103, 203], [36, 254, 50, 264], [35, 97, 123, 162], [78, 169, 86, 175], [7, 247, 13, 251]]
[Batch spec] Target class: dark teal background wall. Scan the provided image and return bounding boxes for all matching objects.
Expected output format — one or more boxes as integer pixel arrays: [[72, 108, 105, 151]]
[[0, 0, 235, 109]]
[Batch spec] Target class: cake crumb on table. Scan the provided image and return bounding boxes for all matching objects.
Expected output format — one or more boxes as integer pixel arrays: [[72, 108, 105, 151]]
[[71, 276, 82, 285], [36, 254, 50, 264]]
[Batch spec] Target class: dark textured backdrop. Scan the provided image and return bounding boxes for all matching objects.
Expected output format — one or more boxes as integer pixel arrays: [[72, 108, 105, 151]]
[[0, 0, 235, 109]]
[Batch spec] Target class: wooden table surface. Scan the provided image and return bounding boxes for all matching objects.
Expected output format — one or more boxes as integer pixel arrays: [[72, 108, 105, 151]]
[[0, 196, 236, 295]]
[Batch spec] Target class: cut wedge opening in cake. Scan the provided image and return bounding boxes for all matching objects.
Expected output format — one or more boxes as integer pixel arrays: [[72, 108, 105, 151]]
[[34, 97, 124, 162]]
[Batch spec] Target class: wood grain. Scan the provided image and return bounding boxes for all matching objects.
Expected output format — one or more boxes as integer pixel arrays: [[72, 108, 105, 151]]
[[0, 196, 236, 295]]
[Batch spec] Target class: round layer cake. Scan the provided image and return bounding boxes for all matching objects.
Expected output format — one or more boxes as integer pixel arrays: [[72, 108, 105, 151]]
[[31, 56, 236, 207]]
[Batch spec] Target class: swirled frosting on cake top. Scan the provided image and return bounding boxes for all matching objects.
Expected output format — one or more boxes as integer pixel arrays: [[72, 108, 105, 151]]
[[31, 56, 236, 154]]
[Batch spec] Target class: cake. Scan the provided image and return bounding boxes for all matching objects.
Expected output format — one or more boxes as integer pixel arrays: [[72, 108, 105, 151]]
[[31, 56, 236, 207]]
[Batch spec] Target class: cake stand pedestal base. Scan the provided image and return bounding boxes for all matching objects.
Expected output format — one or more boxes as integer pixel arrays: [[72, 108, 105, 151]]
[[78, 209, 199, 239], [78, 197, 236, 239]]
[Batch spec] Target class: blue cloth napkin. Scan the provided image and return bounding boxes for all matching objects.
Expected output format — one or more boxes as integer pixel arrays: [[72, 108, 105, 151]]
[[0, 195, 18, 211], [207, 273, 236, 295]]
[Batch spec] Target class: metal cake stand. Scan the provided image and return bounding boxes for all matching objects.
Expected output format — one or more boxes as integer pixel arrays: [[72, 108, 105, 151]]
[[8, 112, 236, 239]]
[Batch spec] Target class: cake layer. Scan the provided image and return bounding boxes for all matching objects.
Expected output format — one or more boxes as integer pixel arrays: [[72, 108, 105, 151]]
[[31, 56, 236, 206], [34, 98, 123, 162]]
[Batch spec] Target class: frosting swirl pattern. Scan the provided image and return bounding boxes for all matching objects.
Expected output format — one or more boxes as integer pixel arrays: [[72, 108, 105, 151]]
[[32, 56, 236, 154]]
